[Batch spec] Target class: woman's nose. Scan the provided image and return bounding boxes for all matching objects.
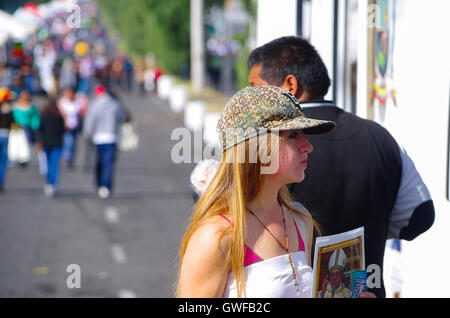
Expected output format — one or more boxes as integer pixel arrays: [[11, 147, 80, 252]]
[[299, 135, 313, 153]]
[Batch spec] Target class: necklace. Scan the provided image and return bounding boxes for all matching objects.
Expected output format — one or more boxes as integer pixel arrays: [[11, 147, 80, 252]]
[[247, 201, 300, 294]]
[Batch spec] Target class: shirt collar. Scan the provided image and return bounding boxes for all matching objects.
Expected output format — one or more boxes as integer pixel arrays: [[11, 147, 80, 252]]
[[299, 100, 335, 108]]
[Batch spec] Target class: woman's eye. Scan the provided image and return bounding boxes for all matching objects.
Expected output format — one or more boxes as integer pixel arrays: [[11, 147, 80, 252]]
[[288, 132, 298, 139]]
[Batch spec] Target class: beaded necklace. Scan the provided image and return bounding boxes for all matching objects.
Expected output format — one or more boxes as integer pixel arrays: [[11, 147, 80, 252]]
[[247, 201, 300, 294]]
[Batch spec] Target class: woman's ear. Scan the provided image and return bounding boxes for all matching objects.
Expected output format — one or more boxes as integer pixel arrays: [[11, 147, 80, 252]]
[[280, 75, 304, 100]]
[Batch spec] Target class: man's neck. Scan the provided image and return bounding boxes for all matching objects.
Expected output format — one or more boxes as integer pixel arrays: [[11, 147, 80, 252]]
[[298, 90, 323, 102]]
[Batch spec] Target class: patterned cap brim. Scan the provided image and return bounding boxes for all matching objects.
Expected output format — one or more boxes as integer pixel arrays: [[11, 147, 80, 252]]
[[220, 117, 335, 151], [269, 116, 336, 135]]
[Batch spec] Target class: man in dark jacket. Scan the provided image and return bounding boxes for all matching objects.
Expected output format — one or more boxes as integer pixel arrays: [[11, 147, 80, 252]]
[[247, 36, 435, 298]]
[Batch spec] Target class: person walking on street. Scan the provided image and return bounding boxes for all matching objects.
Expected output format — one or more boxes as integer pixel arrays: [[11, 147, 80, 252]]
[[12, 89, 40, 144], [83, 85, 127, 199], [0, 87, 15, 191], [77, 55, 94, 95], [247, 36, 435, 298], [58, 87, 82, 168], [11, 89, 40, 167], [59, 57, 77, 91], [37, 99, 66, 197]]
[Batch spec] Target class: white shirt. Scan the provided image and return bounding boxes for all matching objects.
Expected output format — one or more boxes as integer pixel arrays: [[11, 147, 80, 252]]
[[388, 145, 432, 238], [222, 250, 313, 298], [58, 97, 81, 130]]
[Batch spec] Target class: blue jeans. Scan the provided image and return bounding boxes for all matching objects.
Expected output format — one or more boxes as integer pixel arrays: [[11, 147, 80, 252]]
[[95, 143, 117, 190], [24, 74, 35, 95], [77, 77, 90, 95], [44, 147, 62, 186], [0, 137, 8, 187], [62, 130, 78, 164]]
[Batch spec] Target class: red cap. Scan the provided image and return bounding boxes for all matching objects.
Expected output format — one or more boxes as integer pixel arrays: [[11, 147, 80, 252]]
[[94, 85, 106, 96]]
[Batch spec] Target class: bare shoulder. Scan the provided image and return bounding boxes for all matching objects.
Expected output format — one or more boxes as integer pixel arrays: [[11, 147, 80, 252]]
[[178, 215, 233, 297], [188, 215, 232, 254], [288, 201, 313, 227], [289, 201, 312, 218]]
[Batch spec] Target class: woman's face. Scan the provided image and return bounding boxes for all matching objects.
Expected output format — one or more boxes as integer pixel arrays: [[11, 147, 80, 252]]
[[63, 89, 75, 100], [269, 129, 313, 184], [0, 102, 11, 112], [19, 91, 30, 102]]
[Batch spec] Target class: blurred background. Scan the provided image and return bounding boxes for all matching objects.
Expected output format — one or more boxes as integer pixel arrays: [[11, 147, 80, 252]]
[[0, 0, 448, 298]]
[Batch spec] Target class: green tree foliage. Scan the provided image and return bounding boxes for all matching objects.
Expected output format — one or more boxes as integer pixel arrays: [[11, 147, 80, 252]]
[[97, 0, 191, 74], [97, 0, 254, 89]]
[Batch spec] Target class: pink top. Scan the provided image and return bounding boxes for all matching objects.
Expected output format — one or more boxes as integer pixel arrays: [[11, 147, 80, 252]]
[[219, 213, 305, 267]]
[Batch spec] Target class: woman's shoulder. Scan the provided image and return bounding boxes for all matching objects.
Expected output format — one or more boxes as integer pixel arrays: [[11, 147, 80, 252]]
[[289, 201, 312, 218], [192, 215, 231, 242], [189, 215, 232, 251], [288, 201, 314, 266], [183, 215, 232, 270], [179, 215, 233, 297]]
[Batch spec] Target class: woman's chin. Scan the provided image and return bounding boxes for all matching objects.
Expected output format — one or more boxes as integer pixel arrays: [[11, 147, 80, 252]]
[[286, 173, 305, 184]]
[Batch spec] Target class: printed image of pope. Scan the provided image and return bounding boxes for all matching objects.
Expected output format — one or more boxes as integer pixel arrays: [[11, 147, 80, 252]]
[[319, 248, 351, 298]]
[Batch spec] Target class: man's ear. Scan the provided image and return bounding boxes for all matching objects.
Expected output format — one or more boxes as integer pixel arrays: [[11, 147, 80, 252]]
[[281, 75, 304, 100]]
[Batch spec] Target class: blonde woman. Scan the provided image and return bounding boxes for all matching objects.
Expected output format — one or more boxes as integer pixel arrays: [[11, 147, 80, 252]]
[[177, 85, 340, 298]]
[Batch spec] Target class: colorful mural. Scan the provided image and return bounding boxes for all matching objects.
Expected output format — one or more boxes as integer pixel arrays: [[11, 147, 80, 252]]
[[373, 0, 396, 108]]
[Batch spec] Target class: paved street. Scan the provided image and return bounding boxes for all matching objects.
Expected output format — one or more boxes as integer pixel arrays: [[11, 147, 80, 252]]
[[0, 90, 198, 298]]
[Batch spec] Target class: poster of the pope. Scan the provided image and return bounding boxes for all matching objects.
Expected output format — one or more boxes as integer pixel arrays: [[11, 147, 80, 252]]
[[312, 227, 365, 298]]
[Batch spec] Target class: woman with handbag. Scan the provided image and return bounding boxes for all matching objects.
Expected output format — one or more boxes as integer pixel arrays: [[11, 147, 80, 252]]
[[11, 89, 40, 167]]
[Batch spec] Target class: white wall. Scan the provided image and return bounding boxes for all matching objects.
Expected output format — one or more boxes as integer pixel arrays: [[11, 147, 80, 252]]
[[309, 0, 334, 101], [256, 0, 335, 100], [382, 0, 450, 297], [256, 0, 297, 47]]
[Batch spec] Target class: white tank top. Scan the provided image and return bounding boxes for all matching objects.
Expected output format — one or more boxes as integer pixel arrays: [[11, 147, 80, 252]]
[[222, 250, 313, 298]]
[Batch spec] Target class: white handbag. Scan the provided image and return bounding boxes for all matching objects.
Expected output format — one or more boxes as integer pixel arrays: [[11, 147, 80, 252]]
[[39, 151, 47, 175], [118, 122, 139, 152], [7, 127, 31, 163]]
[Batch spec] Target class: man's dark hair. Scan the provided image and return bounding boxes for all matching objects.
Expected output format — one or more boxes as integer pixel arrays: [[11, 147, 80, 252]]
[[247, 36, 331, 98]]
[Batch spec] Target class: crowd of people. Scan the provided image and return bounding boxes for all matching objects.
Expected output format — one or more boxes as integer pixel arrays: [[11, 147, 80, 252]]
[[0, 83, 129, 199], [0, 2, 141, 198]]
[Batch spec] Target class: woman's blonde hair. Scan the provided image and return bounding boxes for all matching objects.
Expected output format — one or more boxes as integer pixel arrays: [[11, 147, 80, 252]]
[[176, 132, 320, 297]]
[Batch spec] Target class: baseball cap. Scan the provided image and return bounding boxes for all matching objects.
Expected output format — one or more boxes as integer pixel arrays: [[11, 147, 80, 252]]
[[94, 84, 106, 96], [216, 86, 335, 152]]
